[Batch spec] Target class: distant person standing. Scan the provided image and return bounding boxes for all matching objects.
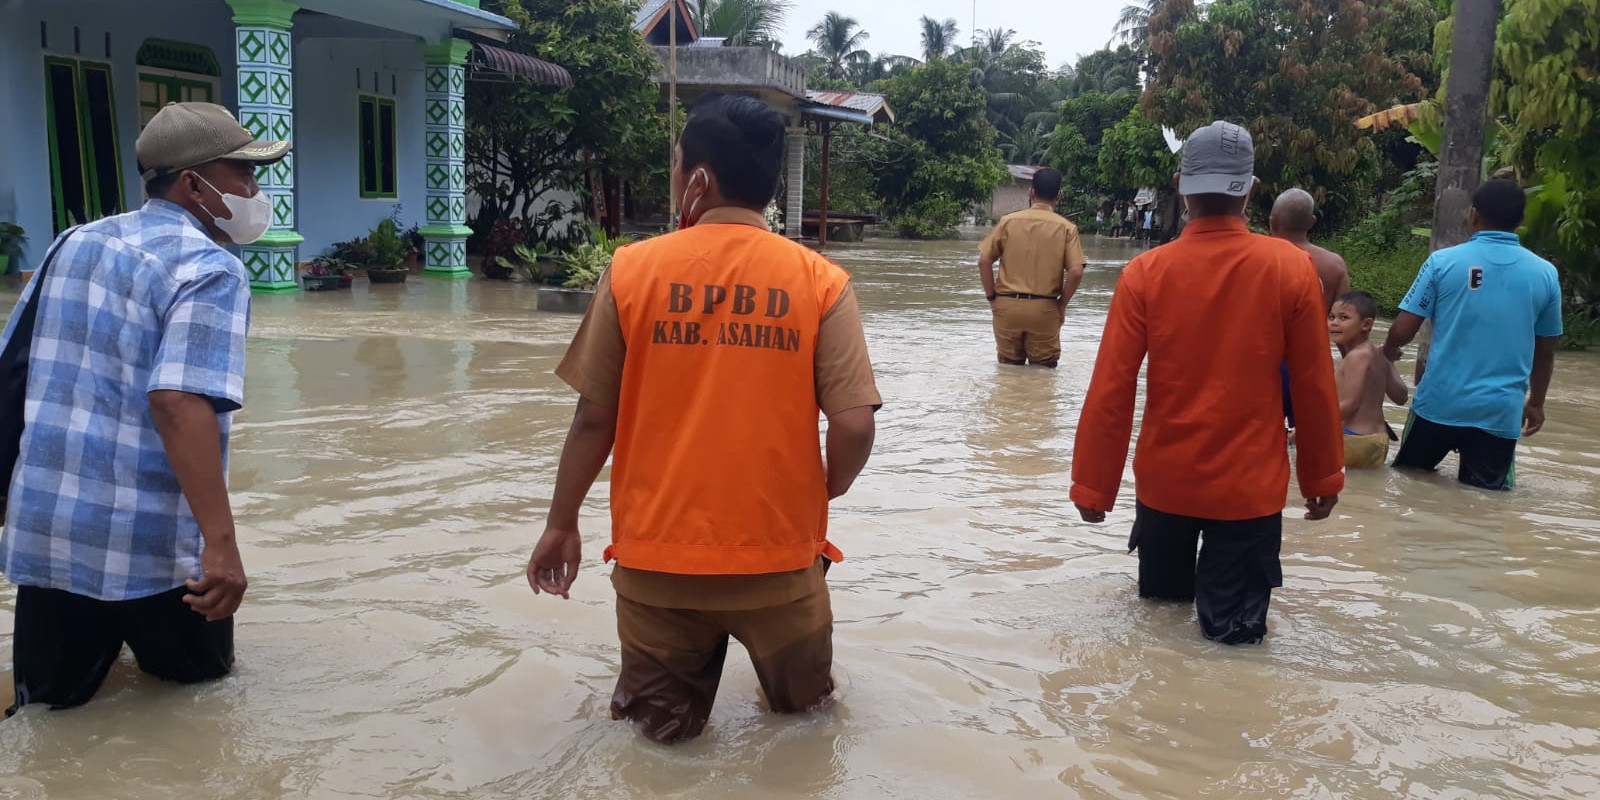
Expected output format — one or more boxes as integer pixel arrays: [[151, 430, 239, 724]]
[[2, 103, 282, 715], [1270, 188, 1351, 310], [1126, 205, 1137, 238], [1383, 179, 1562, 490], [977, 168, 1088, 368], [1141, 206, 1154, 243], [525, 94, 881, 743], [1071, 121, 1344, 645], [1096, 207, 1106, 235]]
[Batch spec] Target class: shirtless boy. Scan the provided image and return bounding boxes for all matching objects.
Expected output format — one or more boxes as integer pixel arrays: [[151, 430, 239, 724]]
[[1329, 291, 1407, 468]]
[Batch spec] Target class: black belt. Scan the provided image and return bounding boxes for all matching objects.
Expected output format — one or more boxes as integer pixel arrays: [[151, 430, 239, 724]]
[[998, 293, 1060, 301]]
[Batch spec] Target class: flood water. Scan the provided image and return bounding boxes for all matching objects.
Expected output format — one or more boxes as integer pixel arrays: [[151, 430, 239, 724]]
[[1, 233, 1598, 799]]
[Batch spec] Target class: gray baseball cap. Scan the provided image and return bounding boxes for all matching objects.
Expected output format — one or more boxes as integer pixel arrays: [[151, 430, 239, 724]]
[[136, 102, 289, 181], [1179, 120, 1255, 197]]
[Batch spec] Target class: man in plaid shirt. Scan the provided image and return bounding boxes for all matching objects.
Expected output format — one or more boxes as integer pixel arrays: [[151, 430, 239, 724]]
[[2, 103, 288, 715]]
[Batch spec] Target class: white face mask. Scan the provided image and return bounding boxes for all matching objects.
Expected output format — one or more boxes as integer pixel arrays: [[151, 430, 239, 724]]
[[195, 174, 273, 245]]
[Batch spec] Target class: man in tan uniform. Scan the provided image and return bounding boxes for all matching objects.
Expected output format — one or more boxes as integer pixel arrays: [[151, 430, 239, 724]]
[[978, 168, 1087, 368]]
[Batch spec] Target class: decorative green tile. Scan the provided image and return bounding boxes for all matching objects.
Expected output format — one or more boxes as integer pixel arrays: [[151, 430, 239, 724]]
[[238, 30, 266, 63], [242, 249, 270, 281], [426, 196, 449, 222], [449, 69, 465, 94], [268, 72, 291, 105], [268, 30, 290, 66], [426, 67, 448, 93], [270, 112, 292, 141], [426, 99, 448, 125], [239, 110, 268, 137], [449, 132, 464, 158], [240, 70, 268, 103], [447, 98, 464, 126], [272, 194, 293, 227], [425, 132, 448, 158]]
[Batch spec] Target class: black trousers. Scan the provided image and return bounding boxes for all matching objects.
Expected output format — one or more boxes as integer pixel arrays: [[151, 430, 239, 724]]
[[7, 585, 234, 717], [1392, 411, 1517, 490], [1131, 502, 1283, 645]]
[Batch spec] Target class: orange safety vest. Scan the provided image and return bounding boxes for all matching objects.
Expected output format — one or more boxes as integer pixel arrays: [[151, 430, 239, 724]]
[[603, 221, 851, 575]]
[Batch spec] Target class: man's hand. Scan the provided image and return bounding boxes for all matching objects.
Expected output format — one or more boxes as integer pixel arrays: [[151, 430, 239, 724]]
[[184, 537, 247, 621], [1304, 496, 1339, 521], [1522, 403, 1546, 437], [1076, 504, 1106, 523], [527, 525, 582, 599]]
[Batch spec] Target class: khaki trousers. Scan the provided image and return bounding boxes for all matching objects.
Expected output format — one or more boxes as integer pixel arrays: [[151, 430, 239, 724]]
[[991, 297, 1062, 367], [611, 586, 834, 743]]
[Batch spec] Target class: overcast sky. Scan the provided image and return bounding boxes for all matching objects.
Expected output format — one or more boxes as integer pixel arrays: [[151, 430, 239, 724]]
[[776, 0, 1125, 70]]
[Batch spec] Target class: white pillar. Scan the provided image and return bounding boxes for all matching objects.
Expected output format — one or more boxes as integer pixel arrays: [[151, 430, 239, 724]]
[[785, 127, 804, 239]]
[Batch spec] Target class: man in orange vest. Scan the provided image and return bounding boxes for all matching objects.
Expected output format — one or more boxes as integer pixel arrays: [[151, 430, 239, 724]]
[[526, 94, 882, 743]]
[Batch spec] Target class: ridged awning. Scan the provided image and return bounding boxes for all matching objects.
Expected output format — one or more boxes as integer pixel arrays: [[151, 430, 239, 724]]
[[469, 43, 573, 88]]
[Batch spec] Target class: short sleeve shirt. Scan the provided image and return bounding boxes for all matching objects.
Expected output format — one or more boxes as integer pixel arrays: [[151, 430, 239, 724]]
[[0, 200, 251, 600], [1400, 231, 1563, 439], [979, 206, 1087, 297], [555, 209, 881, 609]]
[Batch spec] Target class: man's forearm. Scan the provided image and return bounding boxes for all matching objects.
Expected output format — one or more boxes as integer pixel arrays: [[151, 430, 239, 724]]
[[1529, 342, 1557, 407], [1061, 266, 1085, 308], [148, 391, 235, 547], [978, 257, 998, 297], [547, 401, 617, 529], [825, 407, 875, 499]]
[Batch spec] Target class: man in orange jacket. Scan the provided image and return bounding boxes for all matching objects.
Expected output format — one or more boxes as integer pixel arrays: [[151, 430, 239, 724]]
[[1070, 121, 1344, 645], [526, 94, 881, 742]]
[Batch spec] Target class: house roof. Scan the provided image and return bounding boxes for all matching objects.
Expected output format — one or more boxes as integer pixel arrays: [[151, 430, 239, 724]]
[[805, 91, 894, 124], [1008, 164, 1042, 181], [633, 0, 698, 42]]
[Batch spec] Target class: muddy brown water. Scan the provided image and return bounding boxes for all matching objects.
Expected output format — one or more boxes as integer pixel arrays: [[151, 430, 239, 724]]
[[1, 235, 1597, 799]]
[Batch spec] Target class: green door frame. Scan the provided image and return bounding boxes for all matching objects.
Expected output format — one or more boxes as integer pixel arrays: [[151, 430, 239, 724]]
[[43, 55, 125, 233]]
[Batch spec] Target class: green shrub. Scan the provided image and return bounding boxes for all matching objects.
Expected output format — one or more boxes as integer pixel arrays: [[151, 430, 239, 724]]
[[1336, 235, 1430, 315]]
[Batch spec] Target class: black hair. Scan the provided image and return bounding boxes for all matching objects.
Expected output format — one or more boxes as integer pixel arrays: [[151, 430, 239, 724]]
[[1334, 290, 1379, 321], [1031, 167, 1063, 201], [144, 168, 181, 199], [680, 93, 787, 209], [1472, 178, 1525, 231]]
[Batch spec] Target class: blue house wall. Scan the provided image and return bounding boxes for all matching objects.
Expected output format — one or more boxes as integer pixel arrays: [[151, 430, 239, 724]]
[[294, 38, 429, 258], [0, 0, 503, 278]]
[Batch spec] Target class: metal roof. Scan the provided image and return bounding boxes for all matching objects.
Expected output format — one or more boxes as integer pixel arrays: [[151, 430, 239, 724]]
[[802, 104, 875, 126], [470, 43, 573, 88], [804, 90, 895, 124]]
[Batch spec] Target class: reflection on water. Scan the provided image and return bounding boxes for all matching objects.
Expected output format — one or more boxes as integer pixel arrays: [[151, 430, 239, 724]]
[[1, 234, 1597, 799]]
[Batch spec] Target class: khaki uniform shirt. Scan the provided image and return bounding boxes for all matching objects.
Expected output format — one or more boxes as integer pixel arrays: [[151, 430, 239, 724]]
[[555, 206, 881, 610], [980, 206, 1088, 297]]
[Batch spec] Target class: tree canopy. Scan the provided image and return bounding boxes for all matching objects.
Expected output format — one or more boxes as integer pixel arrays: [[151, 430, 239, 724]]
[[466, 0, 665, 244], [1142, 0, 1436, 225]]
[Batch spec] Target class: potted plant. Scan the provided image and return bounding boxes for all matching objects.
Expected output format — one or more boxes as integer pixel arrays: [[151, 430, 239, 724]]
[[363, 218, 410, 284], [537, 228, 632, 313], [501, 242, 560, 282], [302, 255, 349, 291], [0, 222, 25, 277], [402, 223, 425, 269]]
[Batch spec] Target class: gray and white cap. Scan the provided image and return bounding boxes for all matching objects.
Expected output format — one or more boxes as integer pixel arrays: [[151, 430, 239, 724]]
[[1179, 120, 1255, 197]]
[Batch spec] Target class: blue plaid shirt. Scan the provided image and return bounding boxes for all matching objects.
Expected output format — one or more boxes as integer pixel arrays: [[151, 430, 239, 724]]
[[0, 200, 251, 601]]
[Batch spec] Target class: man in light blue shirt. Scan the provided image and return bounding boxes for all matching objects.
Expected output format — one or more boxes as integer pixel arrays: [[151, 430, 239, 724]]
[[1383, 179, 1562, 490], [3, 103, 287, 715]]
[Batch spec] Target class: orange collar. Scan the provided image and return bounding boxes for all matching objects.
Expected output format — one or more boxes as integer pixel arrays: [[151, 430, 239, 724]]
[[695, 207, 769, 229]]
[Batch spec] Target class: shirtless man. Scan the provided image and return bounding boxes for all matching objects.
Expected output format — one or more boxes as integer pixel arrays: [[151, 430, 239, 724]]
[[1271, 188, 1353, 431], [1270, 188, 1350, 310]]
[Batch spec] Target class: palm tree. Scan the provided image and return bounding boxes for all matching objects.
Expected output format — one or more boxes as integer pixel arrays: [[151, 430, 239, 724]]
[[806, 12, 870, 80], [919, 16, 959, 61], [981, 27, 1016, 55], [692, 0, 794, 48], [846, 52, 920, 88], [1003, 121, 1053, 166]]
